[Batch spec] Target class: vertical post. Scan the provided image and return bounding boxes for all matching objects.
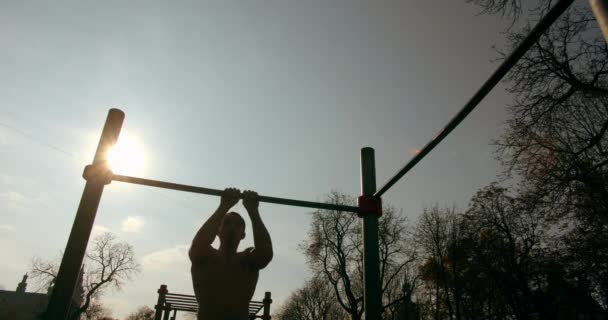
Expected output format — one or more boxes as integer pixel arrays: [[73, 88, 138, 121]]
[[155, 285, 168, 320], [262, 291, 272, 320], [591, 0, 608, 42], [44, 109, 124, 320], [163, 303, 172, 320], [360, 147, 382, 320]]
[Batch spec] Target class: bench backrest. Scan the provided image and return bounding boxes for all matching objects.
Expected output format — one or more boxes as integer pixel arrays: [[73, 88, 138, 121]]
[[153, 285, 272, 320]]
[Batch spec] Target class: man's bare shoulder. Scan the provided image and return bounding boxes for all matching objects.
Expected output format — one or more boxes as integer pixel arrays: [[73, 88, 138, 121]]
[[190, 246, 219, 265], [239, 247, 267, 270]]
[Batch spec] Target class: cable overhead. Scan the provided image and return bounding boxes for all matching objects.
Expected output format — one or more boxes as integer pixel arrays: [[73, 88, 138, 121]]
[[1, 121, 204, 213], [374, 0, 575, 198], [0, 122, 77, 158]]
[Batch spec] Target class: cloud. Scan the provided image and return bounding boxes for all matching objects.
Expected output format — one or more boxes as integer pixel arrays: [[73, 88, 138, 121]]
[[0, 130, 8, 145], [141, 245, 189, 271], [121, 216, 144, 233], [0, 190, 26, 209], [0, 224, 15, 232], [0, 174, 10, 184], [92, 225, 111, 238]]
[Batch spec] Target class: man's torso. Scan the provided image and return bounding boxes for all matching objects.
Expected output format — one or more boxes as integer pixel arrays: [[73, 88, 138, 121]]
[[191, 248, 259, 320]]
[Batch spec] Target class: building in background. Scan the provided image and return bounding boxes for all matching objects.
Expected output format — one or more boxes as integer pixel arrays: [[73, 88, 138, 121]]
[[0, 270, 84, 320]]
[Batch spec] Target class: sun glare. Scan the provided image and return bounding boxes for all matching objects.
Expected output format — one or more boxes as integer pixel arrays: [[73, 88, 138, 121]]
[[106, 132, 146, 176]]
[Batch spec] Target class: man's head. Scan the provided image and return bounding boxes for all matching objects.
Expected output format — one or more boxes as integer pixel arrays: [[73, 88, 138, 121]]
[[218, 212, 246, 244]]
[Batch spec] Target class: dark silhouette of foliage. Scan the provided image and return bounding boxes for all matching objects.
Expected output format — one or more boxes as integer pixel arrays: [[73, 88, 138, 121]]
[[464, 186, 549, 319], [301, 192, 418, 320], [466, 0, 608, 312], [491, 0, 608, 310], [414, 205, 513, 320], [275, 276, 346, 320], [467, 0, 522, 21], [415, 191, 605, 320], [83, 300, 112, 320], [125, 306, 155, 320]]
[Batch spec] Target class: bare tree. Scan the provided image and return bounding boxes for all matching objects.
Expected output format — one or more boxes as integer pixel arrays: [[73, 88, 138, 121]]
[[467, 0, 523, 21], [465, 0, 608, 310], [415, 206, 461, 320], [30, 256, 59, 291], [490, 0, 608, 308], [301, 192, 418, 320], [464, 185, 548, 320], [125, 306, 154, 320], [30, 232, 140, 320], [83, 300, 113, 320], [275, 276, 346, 320]]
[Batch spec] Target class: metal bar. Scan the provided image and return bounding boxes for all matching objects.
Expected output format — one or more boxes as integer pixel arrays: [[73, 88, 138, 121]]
[[164, 301, 196, 307], [154, 285, 168, 320], [164, 303, 197, 308], [165, 304, 197, 309], [165, 298, 197, 304], [163, 303, 171, 320], [171, 307, 197, 312], [165, 301, 196, 306], [45, 109, 124, 320], [361, 147, 382, 320], [374, 0, 575, 198], [112, 174, 360, 213], [591, 0, 608, 42], [166, 292, 199, 298], [262, 292, 272, 320]]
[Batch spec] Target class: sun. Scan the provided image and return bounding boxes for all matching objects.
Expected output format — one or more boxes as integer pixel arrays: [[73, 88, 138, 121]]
[[106, 132, 146, 176]]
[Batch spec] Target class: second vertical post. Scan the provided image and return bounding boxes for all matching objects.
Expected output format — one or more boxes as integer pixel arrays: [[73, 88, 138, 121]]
[[360, 147, 382, 320]]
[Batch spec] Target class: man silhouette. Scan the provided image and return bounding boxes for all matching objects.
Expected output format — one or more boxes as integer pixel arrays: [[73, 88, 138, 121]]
[[190, 188, 273, 320]]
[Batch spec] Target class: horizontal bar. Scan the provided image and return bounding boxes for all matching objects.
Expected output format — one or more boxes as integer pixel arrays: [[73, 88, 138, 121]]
[[164, 304, 262, 310], [166, 297, 196, 303], [374, 0, 574, 198], [112, 174, 360, 213], [166, 292, 197, 298], [165, 303, 197, 308], [169, 306, 197, 312]]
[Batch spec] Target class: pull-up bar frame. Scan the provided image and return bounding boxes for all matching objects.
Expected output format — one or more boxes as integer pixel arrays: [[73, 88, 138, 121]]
[[45, 1, 574, 318], [45, 108, 383, 320]]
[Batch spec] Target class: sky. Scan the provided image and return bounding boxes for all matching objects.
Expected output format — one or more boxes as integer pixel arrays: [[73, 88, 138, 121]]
[[0, 0, 520, 318]]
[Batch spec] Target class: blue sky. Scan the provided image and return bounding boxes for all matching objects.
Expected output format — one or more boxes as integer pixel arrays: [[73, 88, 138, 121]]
[[1, 1, 515, 318]]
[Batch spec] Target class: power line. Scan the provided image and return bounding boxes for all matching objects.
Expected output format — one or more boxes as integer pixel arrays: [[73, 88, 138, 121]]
[[0, 122, 77, 158], [0, 121, 201, 213]]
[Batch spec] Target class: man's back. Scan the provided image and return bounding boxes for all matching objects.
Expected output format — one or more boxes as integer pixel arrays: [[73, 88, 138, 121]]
[[191, 249, 259, 320]]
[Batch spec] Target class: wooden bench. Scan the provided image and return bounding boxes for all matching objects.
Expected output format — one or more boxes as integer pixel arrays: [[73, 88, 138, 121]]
[[153, 285, 272, 320]]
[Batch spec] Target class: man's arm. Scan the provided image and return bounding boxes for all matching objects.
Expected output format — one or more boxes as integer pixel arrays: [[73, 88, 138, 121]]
[[242, 190, 273, 269], [189, 188, 239, 263]]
